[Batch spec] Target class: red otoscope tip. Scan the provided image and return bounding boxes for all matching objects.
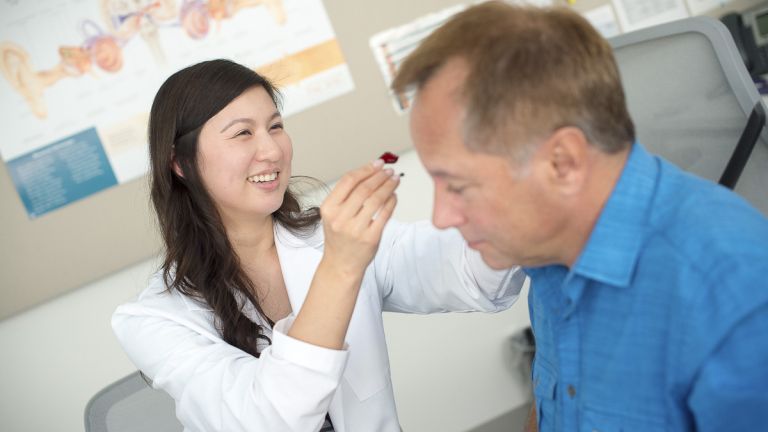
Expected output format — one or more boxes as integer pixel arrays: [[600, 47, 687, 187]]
[[379, 152, 399, 164]]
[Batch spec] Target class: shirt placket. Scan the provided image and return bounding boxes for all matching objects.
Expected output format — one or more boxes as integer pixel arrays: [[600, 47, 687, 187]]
[[557, 273, 585, 431]]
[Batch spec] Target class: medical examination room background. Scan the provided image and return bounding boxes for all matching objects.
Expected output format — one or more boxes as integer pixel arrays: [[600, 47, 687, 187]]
[[1, 0, 765, 431]]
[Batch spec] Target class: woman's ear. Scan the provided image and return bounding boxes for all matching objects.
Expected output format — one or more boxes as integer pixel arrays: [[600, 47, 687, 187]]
[[171, 152, 185, 179]]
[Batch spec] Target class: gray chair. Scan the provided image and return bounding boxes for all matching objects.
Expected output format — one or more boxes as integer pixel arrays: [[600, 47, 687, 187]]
[[84, 371, 182, 432], [609, 16, 768, 216]]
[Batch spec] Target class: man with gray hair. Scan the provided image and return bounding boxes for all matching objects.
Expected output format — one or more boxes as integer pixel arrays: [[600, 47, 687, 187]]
[[393, 2, 768, 431]]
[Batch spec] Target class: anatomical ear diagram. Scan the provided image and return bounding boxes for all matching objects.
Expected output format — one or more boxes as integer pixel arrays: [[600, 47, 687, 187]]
[[0, 20, 122, 119], [183, 0, 287, 38], [0, 0, 286, 119]]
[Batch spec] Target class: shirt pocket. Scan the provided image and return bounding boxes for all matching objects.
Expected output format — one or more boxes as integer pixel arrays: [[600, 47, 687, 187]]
[[532, 360, 557, 431], [580, 406, 666, 432]]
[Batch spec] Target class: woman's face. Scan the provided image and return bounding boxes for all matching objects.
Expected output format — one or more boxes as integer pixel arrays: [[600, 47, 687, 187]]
[[195, 86, 292, 226]]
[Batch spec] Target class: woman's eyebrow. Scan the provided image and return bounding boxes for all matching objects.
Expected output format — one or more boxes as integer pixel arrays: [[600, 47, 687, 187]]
[[219, 112, 281, 133], [219, 110, 282, 133], [220, 118, 255, 133]]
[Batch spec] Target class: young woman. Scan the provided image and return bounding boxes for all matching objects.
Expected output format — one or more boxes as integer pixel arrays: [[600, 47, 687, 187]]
[[112, 59, 524, 432]]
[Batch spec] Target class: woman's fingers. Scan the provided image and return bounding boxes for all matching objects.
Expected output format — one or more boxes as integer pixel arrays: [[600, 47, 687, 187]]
[[367, 193, 397, 237], [336, 168, 395, 221], [318, 161, 400, 276], [323, 160, 383, 210], [351, 174, 400, 230]]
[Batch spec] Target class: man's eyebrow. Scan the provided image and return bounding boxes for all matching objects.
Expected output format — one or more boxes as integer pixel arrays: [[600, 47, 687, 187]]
[[431, 170, 463, 179]]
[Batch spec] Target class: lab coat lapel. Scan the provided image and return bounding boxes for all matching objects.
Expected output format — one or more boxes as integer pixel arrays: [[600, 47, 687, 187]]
[[274, 223, 324, 312], [274, 223, 348, 432]]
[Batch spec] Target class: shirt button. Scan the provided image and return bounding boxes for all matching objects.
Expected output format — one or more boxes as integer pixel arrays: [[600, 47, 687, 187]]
[[567, 384, 577, 398]]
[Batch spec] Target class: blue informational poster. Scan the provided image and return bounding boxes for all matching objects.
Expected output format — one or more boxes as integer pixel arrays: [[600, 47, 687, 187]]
[[6, 128, 118, 218]]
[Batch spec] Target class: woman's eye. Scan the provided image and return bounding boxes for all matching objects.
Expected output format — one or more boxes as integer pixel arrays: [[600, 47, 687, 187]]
[[270, 122, 284, 131], [234, 129, 252, 137]]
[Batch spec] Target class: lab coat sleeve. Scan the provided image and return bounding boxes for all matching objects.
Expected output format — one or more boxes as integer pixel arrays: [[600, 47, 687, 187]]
[[112, 298, 348, 432], [372, 219, 526, 313]]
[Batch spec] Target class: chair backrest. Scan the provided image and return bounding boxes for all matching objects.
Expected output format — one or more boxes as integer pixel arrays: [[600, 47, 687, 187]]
[[84, 371, 182, 432], [609, 16, 768, 217]]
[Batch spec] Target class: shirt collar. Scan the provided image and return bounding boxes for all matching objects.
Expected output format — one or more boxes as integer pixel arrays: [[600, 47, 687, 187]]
[[571, 142, 659, 287]]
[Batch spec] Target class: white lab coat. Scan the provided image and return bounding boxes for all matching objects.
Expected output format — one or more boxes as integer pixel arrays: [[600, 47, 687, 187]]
[[112, 220, 524, 432]]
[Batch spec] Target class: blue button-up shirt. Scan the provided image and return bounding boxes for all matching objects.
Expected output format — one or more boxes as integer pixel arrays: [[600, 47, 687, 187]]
[[526, 143, 768, 432]]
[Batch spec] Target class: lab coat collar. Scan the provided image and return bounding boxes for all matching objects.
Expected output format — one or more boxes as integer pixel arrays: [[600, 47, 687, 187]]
[[274, 222, 324, 312], [176, 222, 324, 313]]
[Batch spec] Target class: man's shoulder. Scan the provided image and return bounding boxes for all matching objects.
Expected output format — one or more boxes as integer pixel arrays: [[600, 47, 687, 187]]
[[637, 166, 768, 355], [647, 162, 768, 265]]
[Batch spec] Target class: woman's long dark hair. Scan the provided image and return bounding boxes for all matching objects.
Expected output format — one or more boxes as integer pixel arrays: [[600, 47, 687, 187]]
[[148, 59, 321, 357]]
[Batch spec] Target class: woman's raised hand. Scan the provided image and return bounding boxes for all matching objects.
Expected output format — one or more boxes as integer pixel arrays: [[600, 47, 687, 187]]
[[319, 159, 400, 277], [289, 159, 399, 349]]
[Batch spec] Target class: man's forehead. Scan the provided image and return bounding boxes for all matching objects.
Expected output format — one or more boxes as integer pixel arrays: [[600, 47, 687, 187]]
[[419, 144, 476, 179], [410, 57, 468, 110]]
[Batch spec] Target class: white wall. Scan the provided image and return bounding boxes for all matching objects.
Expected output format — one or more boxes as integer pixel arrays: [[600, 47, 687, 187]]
[[0, 259, 153, 432], [0, 149, 531, 432]]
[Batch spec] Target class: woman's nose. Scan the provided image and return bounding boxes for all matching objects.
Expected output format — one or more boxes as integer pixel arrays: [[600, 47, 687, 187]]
[[253, 131, 282, 161]]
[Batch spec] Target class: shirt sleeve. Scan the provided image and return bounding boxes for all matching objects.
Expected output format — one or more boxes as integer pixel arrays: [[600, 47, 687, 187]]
[[688, 302, 768, 432], [371, 219, 526, 313], [112, 301, 348, 432]]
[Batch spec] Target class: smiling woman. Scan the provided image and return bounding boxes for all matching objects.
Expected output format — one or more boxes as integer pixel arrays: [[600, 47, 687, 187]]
[[195, 86, 293, 223], [111, 59, 524, 432]]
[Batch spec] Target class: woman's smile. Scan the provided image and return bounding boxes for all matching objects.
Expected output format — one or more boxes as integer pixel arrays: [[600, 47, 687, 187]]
[[247, 171, 281, 191]]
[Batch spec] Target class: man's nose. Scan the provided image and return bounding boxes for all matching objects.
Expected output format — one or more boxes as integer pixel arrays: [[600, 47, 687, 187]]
[[432, 189, 465, 229]]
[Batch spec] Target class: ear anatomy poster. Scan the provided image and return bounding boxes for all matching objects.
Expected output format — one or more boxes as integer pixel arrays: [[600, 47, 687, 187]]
[[0, 0, 353, 219]]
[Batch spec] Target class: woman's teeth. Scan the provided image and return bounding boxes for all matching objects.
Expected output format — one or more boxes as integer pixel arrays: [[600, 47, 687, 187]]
[[248, 172, 278, 183]]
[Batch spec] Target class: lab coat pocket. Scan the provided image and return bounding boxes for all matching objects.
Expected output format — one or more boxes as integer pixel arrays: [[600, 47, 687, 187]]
[[343, 287, 390, 401], [532, 360, 557, 432], [580, 406, 666, 432]]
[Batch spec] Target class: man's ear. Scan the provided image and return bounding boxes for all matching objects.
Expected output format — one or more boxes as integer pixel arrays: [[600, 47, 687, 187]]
[[540, 126, 589, 195]]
